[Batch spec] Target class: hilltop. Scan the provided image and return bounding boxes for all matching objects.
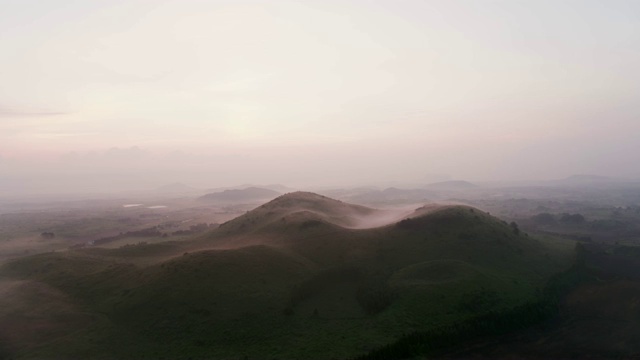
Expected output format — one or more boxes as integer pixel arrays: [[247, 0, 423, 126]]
[[218, 192, 381, 228]]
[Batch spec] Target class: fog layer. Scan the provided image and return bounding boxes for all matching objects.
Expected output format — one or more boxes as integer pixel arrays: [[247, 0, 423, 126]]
[[1, 0, 639, 194]]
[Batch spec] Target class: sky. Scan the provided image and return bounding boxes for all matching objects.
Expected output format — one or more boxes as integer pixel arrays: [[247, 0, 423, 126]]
[[1, 0, 639, 193]]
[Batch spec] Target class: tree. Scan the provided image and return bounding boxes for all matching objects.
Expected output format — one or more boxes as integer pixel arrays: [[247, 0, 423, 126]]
[[40, 232, 55, 239], [560, 213, 585, 225], [531, 213, 556, 225], [510, 222, 520, 235]]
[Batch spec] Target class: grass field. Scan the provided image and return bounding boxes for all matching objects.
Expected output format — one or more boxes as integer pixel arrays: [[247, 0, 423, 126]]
[[0, 192, 577, 359]]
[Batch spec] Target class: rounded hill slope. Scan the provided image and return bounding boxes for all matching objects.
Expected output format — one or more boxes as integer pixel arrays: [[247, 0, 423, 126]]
[[216, 192, 382, 234]]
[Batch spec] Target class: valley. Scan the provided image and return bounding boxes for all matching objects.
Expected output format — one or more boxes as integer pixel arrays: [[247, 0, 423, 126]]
[[3, 1, 638, 357]]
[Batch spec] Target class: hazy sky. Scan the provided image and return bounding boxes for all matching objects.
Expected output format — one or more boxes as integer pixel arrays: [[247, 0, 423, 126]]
[[1, 0, 639, 193]]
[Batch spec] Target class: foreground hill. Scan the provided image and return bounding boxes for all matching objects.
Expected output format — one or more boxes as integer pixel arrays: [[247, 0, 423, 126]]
[[0, 192, 576, 359], [215, 191, 388, 233]]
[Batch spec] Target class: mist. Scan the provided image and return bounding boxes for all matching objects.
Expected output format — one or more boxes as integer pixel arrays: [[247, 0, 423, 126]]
[[1, 0, 640, 195]]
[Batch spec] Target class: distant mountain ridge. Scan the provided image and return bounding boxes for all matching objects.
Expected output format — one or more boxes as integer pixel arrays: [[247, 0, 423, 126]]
[[155, 182, 198, 193], [561, 174, 623, 183], [204, 183, 294, 193], [425, 180, 477, 189], [198, 187, 280, 203]]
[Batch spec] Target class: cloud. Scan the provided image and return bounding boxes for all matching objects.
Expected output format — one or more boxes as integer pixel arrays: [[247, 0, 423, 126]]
[[0, 106, 68, 118], [31, 132, 101, 139]]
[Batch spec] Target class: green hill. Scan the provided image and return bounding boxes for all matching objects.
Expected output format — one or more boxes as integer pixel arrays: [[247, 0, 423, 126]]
[[0, 192, 576, 359], [216, 191, 379, 231]]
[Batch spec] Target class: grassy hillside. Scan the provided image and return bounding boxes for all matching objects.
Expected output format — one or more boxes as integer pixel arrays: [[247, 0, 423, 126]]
[[215, 192, 379, 232], [0, 192, 576, 359]]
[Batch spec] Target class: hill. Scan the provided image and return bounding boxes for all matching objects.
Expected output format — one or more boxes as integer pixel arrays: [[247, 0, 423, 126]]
[[426, 180, 478, 190], [262, 184, 296, 192], [209, 192, 421, 248], [197, 186, 280, 203], [218, 191, 379, 229], [0, 192, 576, 359]]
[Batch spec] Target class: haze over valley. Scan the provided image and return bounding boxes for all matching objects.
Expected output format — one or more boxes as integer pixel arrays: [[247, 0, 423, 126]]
[[2, 1, 640, 195], [2, 1, 640, 359]]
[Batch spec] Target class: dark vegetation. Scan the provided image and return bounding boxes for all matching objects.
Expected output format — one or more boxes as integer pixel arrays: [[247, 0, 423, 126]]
[[0, 192, 576, 359], [285, 267, 396, 317], [419, 239, 640, 359], [67, 223, 216, 249], [39, 232, 55, 239], [353, 244, 592, 360], [5, 187, 640, 359]]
